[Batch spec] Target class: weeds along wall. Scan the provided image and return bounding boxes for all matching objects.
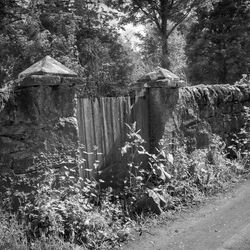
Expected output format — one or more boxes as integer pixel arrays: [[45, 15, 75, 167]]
[[0, 73, 250, 188]]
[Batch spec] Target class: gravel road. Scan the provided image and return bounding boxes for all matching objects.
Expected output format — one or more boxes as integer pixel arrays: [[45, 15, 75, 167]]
[[124, 179, 250, 250]]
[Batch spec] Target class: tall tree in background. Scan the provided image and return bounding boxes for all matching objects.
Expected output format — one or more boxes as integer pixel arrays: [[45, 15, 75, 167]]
[[0, 0, 133, 95], [186, 0, 250, 85], [135, 25, 187, 79], [115, 0, 205, 69], [75, 0, 133, 95], [0, 0, 81, 86]]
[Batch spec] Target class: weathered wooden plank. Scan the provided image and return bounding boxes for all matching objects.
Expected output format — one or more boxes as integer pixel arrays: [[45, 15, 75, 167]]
[[137, 96, 144, 139], [119, 97, 125, 146], [77, 95, 147, 178], [141, 92, 149, 151], [121, 97, 128, 144], [102, 98, 110, 167], [83, 98, 95, 178], [79, 98, 89, 178], [91, 99, 98, 173], [100, 98, 107, 168], [76, 98, 83, 178], [81, 98, 89, 178], [126, 96, 133, 132], [93, 98, 103, 171], [111, 98, 120, 162], [108, 98, 115, 146], [106, 98, 114, 165]]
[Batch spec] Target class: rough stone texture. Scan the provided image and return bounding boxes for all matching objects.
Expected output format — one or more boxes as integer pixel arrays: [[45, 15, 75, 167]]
[[131, 68, 186, 91], [137, 67, 181, 82], [0, 88, 10, 113], [0, 76, 79, 177], [148, 84, 250, 152], [1, 73, 250, 191]]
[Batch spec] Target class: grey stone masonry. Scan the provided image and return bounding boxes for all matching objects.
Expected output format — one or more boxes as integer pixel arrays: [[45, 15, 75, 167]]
[[0, 57, 82, 178], [133, 68, 250, 153]]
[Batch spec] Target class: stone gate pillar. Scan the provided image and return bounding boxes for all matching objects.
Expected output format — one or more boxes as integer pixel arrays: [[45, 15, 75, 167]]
[[0, 56, 83, 177], [133, 67, 185, 152]]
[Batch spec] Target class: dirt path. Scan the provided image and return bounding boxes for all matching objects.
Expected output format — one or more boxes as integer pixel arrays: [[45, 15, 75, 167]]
[[123, 179, 250, 250]]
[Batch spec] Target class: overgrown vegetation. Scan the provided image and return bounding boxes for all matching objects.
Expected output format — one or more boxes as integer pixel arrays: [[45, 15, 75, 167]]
[[2, 0, 250, 93], [1, 1, 249, 249], [186, 0, 250, 85], [0, 122, 249, 250]]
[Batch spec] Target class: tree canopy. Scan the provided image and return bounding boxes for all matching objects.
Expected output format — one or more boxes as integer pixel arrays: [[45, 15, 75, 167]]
[[1, 0, 250, 89], [113, 0, 206, 68], [0, 0, 134, 96], [186, 0, 250, 85]]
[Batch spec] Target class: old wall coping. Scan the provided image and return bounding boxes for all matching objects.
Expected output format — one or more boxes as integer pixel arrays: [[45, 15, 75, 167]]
[[16, 75, 85, 88], [131, 79, 186, 90]]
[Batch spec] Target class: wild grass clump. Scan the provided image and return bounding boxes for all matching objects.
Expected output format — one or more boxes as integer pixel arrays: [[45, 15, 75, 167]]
[[0, 84, 13, 112], [0, 156, 133, 249], [119, 123, 249, 215], [0, 122, 248, 249]]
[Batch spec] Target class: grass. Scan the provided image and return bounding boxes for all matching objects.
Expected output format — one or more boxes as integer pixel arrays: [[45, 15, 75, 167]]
[[0, 129, 249, 250]]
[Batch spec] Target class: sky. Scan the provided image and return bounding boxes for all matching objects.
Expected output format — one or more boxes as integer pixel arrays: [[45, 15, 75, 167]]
[[119, 23, 146, 51]]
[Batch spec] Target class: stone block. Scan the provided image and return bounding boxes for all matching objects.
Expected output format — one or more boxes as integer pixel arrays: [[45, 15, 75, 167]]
[[19, 75, 61, 87], [0, 76, 79, 178]]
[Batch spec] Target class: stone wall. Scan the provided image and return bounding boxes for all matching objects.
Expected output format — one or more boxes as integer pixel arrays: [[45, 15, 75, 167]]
[[0, 73, 249, 189], [148, 84, 250, 152], [0, 75, 79, 177]]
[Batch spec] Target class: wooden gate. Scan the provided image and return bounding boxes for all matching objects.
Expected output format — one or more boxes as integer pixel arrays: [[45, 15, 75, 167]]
[[76, 91, 149, 178]]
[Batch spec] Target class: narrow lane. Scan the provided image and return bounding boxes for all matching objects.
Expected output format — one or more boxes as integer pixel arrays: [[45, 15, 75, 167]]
[[124, 180, 250, 250]]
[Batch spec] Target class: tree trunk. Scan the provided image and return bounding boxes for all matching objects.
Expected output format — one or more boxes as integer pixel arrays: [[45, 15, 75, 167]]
[[160, 0, 170, 69], [161, 33, 170, 69]]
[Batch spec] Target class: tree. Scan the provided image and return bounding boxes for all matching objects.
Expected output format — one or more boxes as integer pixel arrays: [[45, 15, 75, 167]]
[[0, 0, 26, 30], [0, 0, 82, 87], [112, 0, 206, 69], [186, 0, 250, 85], [75, 0, 134, 95], [0, 0, 134, 95], [136, 24, 187, 78]]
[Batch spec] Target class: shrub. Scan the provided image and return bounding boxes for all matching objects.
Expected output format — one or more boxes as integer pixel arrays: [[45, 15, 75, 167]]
[[0, 121, 248, 249], [0, 156, 131, 249], [120, 123, 247, 215]]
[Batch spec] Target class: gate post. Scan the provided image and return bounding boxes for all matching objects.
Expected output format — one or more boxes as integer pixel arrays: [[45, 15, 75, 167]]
[[134, 67, 185, 153], [0, 56, 83, 178]]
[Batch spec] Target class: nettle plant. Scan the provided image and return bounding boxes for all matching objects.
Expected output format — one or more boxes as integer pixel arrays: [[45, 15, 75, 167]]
[[0, 152, 129, 249], [229, 106, 250, 170], [235, 74, 250, 85], [121, 123, 174, 215], [120, 123, 245, 214], [1, 120, 247, 249]]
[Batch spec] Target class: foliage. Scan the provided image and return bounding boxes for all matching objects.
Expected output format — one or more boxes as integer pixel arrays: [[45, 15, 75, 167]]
[[77, 28, 133, 96], [0, 210, 81, 250], [1, 121, 249, 249], [136, 24, 187, 79], [111, 0, 207, 68], [0, 0, 134, 96], [235, 74, 250, 85], [0, 84, 14, 112], [186, 0, 250, 85], [0, 153, 133, 249], [229, 105, 250, 170], [120, 123, 247, 215], [121, 123, 173, 215], [74, 0, 134, 96], [0, 211, 28, 250], [0, 0, 82, 87]]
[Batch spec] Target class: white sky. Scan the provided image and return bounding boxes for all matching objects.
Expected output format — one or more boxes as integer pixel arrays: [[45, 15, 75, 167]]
[[119, 23, 146, 51]]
